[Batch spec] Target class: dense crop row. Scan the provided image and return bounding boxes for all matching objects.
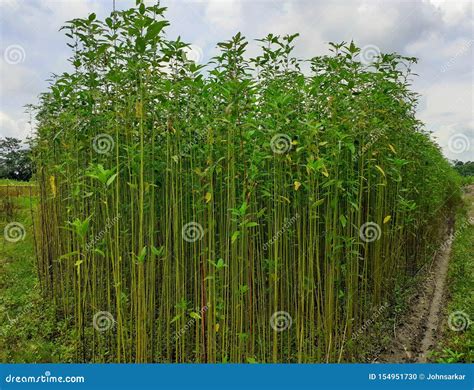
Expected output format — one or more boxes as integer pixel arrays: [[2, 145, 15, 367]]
[[33, 2, 460, 362]]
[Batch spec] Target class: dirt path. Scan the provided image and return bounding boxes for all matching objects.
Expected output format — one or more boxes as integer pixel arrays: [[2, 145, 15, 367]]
[[416, 235, 452, 362], [379, 185, 474, 362], [378, 228, 453, 362]]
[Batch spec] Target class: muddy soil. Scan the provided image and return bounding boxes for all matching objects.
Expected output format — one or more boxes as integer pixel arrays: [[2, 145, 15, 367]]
[[378, 184, 474, 362]]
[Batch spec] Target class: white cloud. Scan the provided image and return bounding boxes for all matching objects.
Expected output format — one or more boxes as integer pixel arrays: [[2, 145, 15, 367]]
[[204, 0, 243, 32], [418, 81, 473, 161], [0, 110, 32, 139], [0, 58, 42, 96], [427, 0, 472, 25]]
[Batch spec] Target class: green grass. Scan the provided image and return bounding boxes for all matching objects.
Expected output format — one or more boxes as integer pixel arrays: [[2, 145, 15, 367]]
[[430, 188, 474, 363], [0, 194, 74, 363], [0, 179, 36, 186], [460, 176, 474, 186]]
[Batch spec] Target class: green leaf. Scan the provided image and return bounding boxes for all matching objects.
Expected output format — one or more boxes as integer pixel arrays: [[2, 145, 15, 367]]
[[239, 285, 249, 294], [216, 258, 227, 269], [93, 248, 105, 257], [105, 17, 113, 29], [68, 217, 91, 240], [136, 246, 147, 262], [313, 198, 325, 207], [145, 21, 169, 41], [59, 251, 79, 261], [339, 215, 347, 228], [239, 201, 248, 215], [375, 165, 386, 177], [347, 142, 355, 154], [151, 245, 164, 257], [136, 36, 146, 53], [106, 173, 118, 187], [189, 312, 202, 320], [245, 222, 259, 228], [231, 231, 240, 243]]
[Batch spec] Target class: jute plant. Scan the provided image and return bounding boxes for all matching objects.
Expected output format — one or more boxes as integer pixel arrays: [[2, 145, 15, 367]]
[[32, 1, 461, 363]]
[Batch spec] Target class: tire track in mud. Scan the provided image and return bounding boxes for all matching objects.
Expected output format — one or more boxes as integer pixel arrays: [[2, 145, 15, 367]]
[[378, 222, 454, 362], [380, 185, 474, 362]]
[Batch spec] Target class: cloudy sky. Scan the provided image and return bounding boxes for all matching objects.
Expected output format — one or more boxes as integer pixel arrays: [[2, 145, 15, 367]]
[[0, 0, 472, 161]]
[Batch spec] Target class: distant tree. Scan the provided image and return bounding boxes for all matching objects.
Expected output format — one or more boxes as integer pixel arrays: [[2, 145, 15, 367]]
[[0, 137, 33, 181], [453, 160, 474, 177]]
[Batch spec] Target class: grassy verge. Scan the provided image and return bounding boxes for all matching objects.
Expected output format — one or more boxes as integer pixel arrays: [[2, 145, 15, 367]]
[[0, 179, 36, 186], [0, 191, 74, 363], [430, 185, 474, 363]]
